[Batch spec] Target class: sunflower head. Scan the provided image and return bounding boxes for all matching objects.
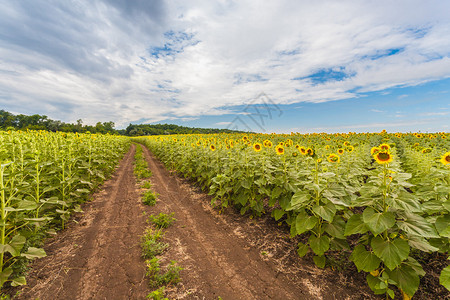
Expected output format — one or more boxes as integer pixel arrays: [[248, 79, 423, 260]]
[[421, 148, 431, 154], [210, 144, 216, 151], [306, 148, 314, 156], [440, 152, 450, 165], [263, 140, 273, 147], [292, 152, 298, 157], [371, 146, 380, 155], [347, 145, 354, 152], [299, 146, 306, 155], [374, 151, 393, 164], [253, 143, 262, 152], [337, 148, 344, 155], [276, 145, 285, 155], [379, 143, 390, 151], [327, 153, 340, 163]]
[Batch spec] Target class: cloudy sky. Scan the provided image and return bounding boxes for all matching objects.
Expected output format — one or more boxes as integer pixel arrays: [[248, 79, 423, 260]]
[[1, 0, 449, 133]]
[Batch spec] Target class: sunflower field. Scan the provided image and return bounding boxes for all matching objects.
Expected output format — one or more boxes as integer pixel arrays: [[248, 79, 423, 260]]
[[0, 130, 130, 288], [134, 131, 450, 299]]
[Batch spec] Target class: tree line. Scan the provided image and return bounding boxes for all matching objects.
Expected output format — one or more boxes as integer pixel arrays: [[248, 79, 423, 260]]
[[0, 110, 245, 135]]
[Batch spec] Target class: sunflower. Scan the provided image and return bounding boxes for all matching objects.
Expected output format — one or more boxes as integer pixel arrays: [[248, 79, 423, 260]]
[[347, 145, 354, 152], [370, 147, 380, 155], [337, 148, 344, 155], [306, 148, 314, 156], [327, 153, 340, 163], [379, 143, 390, 151], [276, 145, 285, 155], [263, 140, 273, 147], [210, 144, 216, 151], [253, 143, 262, 152], [299, 146, 307, 155], [374, 151, 393, 164], [196, 140, 201, 146], [421, 148, 431, 154], [292, 152, 298, 157], [440, 152, 450, 165]]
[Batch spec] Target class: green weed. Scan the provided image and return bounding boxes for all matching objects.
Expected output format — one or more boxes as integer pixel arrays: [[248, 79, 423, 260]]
[[141, 228, 169, 259], [148, 213, 176, 229]]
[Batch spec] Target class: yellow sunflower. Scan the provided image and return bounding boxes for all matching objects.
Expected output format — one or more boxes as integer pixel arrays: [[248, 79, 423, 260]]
[[299, 146, 307, 155], [263, 140, 273, 147], [210, 144, 216, 151], [379, 143, 390, 151], [374, 151, 393, 164], [421, 148, 431, 154], [276, 145, 285, 155], [440, 152, 450, 165], [327, 153, 340, 163], [337, 148, 344, 155], [371, 146, 380, 155], [306, 148, 314, 156], [347, 145, 354, 152], [253, 143, 262, 152]]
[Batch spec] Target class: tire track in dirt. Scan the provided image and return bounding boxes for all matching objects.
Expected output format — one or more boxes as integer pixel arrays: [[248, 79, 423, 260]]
[[15, 144, 148, 300], [142, 146, 314, 299]]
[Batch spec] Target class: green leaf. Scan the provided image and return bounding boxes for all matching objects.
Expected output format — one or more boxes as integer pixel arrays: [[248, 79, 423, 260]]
[[386, 265, 420, 297], [308, 235, 330, 256], [344, 214, 368, 236], [297, 242, 308, 257], [397, 213, 439, 238], [386, 190, 421, 212], [366, 274, 387, 295], [313, 255, 326, 268], [23, 217, 53, 222], [288, 192, 311, 211], [362, 208, 395, 236], [10, 276, 26, 287], [295, 210, 318, 236], [435, 215, 450, 238], [350, 244, 381, 272], [17, 200, 38, 210], [271, 186, 283, 199], [324, 216, 345, 239], [407, 235, 439, 253], [312, 202, 336, 222], [0, 267, 12, 286], [21, 247, 47, 259], [4, 235, 26, 257], [272, 209, 285, 221], [371, 237, 410, 270], [440, 265, 450, 291]]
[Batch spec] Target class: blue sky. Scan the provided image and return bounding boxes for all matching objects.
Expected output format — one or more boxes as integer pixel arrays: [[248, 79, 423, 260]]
[[0, 1, 449, 133]]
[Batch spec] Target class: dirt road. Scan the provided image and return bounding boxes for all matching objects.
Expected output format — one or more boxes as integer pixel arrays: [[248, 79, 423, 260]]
[[13, 144, 374, 299]]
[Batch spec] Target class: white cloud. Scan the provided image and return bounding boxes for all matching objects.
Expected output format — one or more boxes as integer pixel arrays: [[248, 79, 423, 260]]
[[421, 112, 449, 116], [1, 0, 450, 127], [215, 121, 232, 126]]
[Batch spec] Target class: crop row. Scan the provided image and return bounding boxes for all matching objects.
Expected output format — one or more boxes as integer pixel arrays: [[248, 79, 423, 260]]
[[0, 130, 130, 289], [134, 131, 449, 299]]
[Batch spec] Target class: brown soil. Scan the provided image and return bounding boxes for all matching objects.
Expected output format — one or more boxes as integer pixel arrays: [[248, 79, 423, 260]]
[[11, 144, 379, 300]]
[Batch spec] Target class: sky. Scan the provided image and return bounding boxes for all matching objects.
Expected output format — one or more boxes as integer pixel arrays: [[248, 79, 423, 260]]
[[0, 0, 449, 133]]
